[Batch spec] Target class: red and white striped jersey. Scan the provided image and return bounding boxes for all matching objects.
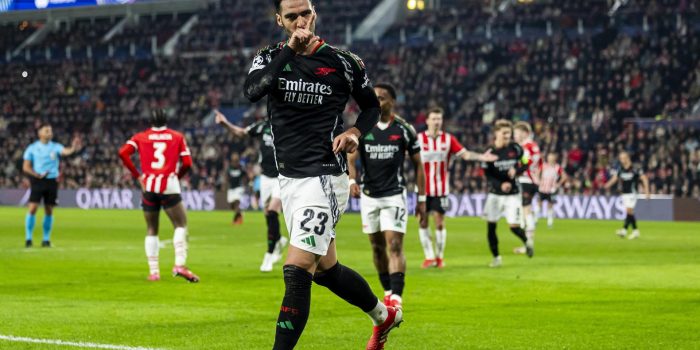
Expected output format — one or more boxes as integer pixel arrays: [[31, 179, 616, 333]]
[[539, 163, 563, 194], [518, 139, 541, 184], [126, 127, 190, 194], [418, 131, 465, 197]]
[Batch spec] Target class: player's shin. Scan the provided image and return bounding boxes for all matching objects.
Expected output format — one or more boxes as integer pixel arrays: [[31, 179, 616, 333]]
[[266, 211, 281, 254], [487, 223, 499, 257], [525, 212, 536, 239], [274, 265, 312, 350], [510, 226, 528, 243], [379, 272, 392, 296], [42, 215, 53, 242], [25, 213, 36, 241], [145, 235, 160, 276], [630, 215, 637, 229], [435, 228, 446, 259], [418, 228, 435, 260], [313, 262, 387, 325], [173, 227, 187, 266]]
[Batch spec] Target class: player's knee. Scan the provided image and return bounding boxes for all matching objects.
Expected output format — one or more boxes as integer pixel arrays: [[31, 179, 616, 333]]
[[436, 223, 444, 230], [284, 265, 313, 290], [312, 262, 340, 287], [388, 240, 403, 257], [370, 240, 386, 256]]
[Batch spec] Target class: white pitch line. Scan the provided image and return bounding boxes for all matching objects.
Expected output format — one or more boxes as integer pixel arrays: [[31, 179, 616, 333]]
[[0, 335, 166, 350]]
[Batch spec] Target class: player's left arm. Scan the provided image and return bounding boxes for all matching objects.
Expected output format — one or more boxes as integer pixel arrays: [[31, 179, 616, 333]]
[[177, 136, 193, 179], [333, 52, 380, 154], [640, 171, 651, 199], [215, 110, 248, 137], [509, 144, 529, 178], [60, 135, 82, 156], [557, 168, 569, 188], [347, 150, 361, 198]]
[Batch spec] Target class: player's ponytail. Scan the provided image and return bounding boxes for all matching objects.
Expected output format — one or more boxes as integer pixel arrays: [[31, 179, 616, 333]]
[[151, 109, 167, 127]]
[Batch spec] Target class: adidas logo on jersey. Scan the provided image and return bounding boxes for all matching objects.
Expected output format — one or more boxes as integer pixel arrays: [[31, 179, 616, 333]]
[[301, 236, 316, 248], [365, 133, 375, 141]]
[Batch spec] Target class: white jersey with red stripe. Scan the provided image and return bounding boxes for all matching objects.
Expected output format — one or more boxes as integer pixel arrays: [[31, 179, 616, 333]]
[[518, 139, 541, 184], [126, 127, 190, 194], [418, 131, 465, 197], [539, 163, 563, 194]]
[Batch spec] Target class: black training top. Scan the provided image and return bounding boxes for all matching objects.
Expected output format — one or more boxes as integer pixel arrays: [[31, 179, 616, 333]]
[[611, 165, 643, 194], [358, 116, 420, 198], [244, 40, 380, 178], [482, 142, 527, 195]]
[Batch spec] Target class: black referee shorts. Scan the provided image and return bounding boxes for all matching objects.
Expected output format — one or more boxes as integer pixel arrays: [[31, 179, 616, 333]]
[[521, 183, 538, 206], [426, 196, 448, 214], [29, 178, 58, 205], [142, 192, 183, 212]]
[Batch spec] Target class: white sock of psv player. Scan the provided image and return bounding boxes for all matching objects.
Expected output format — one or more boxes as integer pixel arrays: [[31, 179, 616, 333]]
[[547, 209, 554, 226], [145, 235, 159, 275], [435, 228, 447, 259], [418, 227, 436, 260], [173, 227, 188, 267]]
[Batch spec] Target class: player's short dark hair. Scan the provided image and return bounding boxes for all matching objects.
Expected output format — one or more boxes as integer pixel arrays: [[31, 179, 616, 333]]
[[151, 108, 167, 127], [37, 122, 51, 131], [494, 119, 513, 132], [428, 107, 444, 116], [374, 83, 397, 100], [274, 0, 313, 12]]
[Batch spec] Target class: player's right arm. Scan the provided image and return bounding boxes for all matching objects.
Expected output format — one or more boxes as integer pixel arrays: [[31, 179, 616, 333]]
[[22, 160, 45, 179], [22, 146, 46, 179], [118, 137, 141, 179], [604, 168, 618, 189], [243, 44, 297, 102]]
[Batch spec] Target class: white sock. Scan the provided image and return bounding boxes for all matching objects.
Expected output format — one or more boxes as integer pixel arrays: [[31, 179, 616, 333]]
[[384, 290, 393, 297], [435, 228, 446, 259], [418, 227, 435, 260], [366, 299, 388, 326], [145, 235, 159, 275], [547, 209, 554, 220], [525, 213, 536, 239], [173, 227, 188, 267]]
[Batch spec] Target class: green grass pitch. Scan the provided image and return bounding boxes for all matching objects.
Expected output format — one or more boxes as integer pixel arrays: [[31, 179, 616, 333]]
[[0, 207, 699, 349]]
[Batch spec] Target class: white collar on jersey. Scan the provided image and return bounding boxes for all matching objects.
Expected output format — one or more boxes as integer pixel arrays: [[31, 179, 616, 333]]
[[151, 127, 167, 131]]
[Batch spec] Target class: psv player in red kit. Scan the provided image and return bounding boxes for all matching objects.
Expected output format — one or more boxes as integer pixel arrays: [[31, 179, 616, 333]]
[[118, 109, 199, 282], [513, 122, 541, 254], [417, 107, 496, 268]]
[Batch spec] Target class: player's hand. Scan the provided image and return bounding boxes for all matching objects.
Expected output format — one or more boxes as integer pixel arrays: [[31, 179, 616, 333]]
[[288, 28, 316, 54], [479, 149, 498, 162], [507, 168, 516, 178], [350, 183, 361, 198], [37, 172, 48, 179], [138, 174, 146, 192], [71, 135, 82, 151], [501, 182, 512, 192], [333, 128, 360, 154], [415, 201, 427, 223], [214, 110, 227, 125]]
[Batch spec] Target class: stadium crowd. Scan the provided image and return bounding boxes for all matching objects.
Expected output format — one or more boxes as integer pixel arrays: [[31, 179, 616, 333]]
[[1, 0, 698, 198]]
